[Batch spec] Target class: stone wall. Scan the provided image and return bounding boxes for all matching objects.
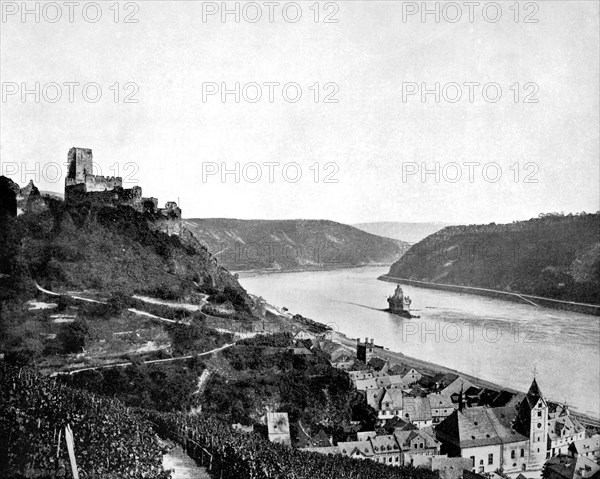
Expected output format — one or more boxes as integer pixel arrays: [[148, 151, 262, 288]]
[[83, 174, 124, 192]]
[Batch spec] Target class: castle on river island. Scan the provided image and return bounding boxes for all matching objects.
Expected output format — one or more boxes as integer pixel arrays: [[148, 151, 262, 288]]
[[387, 284, 412, 317]]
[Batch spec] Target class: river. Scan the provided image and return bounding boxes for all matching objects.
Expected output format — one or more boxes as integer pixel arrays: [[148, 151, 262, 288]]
[[239, 266, 600, 417]]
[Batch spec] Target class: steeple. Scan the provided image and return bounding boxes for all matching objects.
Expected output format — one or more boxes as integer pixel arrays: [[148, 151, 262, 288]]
[[527, 377, 543, 400]]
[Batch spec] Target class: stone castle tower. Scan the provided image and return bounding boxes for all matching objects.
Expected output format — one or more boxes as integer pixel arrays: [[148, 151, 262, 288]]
[[66, 147, 94, 186], [65, 147, 123, 192], [387, 284, 412, 315], [357, 337, 374, 363]]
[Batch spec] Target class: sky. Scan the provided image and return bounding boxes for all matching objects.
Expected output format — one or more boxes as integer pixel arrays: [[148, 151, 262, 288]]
[[1, 0, 598, 225]]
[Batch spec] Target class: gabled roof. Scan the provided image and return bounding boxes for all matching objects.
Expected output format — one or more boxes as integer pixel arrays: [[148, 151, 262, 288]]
[[429, 393, 455, 410], [548, 415, 585, 441], [441, 377, 475, 397], [385, 416, 418, 432], [380, 389, 404, 411], [349, 370, 374, 381], [370, 434, 401, 454], [436, 406, 527, 449], [490, 390, 516, 408], [356, 431, 378, 441], [311, 430, 332, 447], [376, 374, 406, 389], [403, 368, 422, 378], [395, 428, 440, 449], [403, 396, 432, 422], [289, 346, 312, 355], [355, 378, 379, 390], [544, 454, 600, 479], [433, 456, 473, 479], [380, 359, 392, 374], [368, 357, 387, 371], [338, 440, 375, 458], [570, 434, 600, 454], [366, 389, 386, 411]]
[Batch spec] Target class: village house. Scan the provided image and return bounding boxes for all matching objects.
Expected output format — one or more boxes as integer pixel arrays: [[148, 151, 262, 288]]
[[430, 393, 457, 424], [402, 368, 424, 385], [569, 435, 600, 462], [543, 455, 600, 479], [547, 412, 586, 456], [396, 428, 442, 465], [433, 456, 475, 479], [355, 377, 380, 391], [441, 377, 476, 397], [367, 389, 386, 412], [369, 434, 403, 466], [403, 396, 433, 428], [379, 389, 405, 420], [331, 354, 355, 371], [376, 374, 407, 390], [349, 370, 375, 381], [337, 440, 375, 461]]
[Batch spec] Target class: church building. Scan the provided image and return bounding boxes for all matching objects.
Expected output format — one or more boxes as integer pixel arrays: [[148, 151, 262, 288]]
[[435, 378, 549, 475]]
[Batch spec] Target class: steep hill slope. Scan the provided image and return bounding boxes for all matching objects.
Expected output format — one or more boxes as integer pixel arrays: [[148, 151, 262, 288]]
[[385, 213, 600, 305], [184, 218, 408, 272], [0, 197, 248, 304], [353, 221, 452, 243]]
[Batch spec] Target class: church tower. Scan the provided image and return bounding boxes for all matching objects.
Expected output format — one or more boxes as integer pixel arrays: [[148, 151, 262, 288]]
[[515, 377, 549, 470], [527, 378, 549, 468]]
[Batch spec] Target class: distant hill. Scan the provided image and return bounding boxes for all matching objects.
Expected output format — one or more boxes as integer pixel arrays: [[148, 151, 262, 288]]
[[385, 213, 600, 305], [353, 222, 452, 243], [40, 190, 64, 200], [184, 218, 409, 272]]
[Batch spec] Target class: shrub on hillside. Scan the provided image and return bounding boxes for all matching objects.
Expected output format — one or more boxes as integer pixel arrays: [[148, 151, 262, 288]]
[[57, 319, 88, 353]]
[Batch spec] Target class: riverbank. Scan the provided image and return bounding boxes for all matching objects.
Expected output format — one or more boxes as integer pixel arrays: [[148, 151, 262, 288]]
[[379, 275, 600, 316], [235, 262, 393, 278]]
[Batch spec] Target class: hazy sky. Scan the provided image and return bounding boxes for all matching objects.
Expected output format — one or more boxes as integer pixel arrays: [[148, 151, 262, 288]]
[[1, 0, 598, 224]]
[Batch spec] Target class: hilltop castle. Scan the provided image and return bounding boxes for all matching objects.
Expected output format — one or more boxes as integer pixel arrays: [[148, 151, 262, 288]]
[[65, 147, 182, 225]]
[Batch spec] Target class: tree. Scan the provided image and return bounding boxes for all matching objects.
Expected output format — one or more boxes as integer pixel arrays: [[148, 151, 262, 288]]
[[58, 320, 88, 354]]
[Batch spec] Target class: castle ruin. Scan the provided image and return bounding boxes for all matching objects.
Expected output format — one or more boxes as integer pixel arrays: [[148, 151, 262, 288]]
[[64, 147, 182, 227]]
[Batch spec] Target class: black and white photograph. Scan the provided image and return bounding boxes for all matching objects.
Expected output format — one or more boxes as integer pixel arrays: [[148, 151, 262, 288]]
[[1, 1, 599, 478]]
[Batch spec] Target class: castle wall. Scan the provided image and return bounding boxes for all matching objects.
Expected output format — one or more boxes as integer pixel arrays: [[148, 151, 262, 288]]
[[84, 174, 123, 192]]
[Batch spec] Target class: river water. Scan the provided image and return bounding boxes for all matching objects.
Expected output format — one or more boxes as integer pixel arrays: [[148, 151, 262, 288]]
[[239, 266, 600, 417]]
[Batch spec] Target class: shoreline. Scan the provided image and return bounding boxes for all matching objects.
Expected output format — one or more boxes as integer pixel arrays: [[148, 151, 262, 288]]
[[234, 262, 391, 278], [379, 275, 600, 317]]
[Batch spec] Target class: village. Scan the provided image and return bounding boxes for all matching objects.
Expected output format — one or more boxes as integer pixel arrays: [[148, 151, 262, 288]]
[[258, 330, 600, 479]]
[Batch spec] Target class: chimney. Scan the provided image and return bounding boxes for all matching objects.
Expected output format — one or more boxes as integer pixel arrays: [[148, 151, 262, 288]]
[[365, 337, 368, 345], [370, 338, 374, 345]]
